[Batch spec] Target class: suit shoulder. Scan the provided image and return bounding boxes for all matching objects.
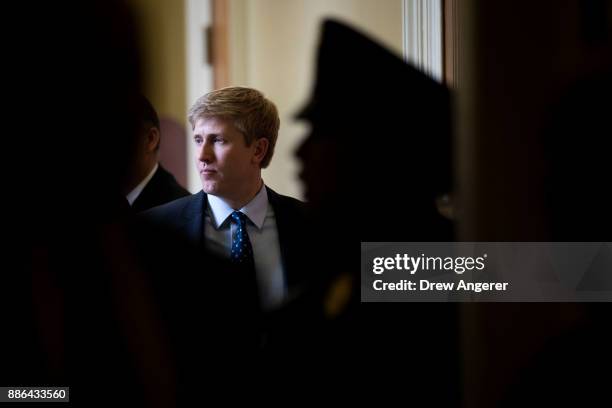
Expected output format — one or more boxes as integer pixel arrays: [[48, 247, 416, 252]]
[[140, 193, 197, 221], [276, 193, 306, 208], [155, 166, 191, 198], [268, 189, 308, 215]]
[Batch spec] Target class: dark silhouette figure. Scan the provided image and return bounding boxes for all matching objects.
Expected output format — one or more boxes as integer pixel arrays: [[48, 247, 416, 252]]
[[263, 19, 460, 404], [3, 1, 153, 404], [2, 2, 261, 406]]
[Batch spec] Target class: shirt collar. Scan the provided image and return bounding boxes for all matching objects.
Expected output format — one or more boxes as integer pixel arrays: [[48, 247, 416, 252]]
[[207, 183, 268, 230], [126, 163, 158, 206]]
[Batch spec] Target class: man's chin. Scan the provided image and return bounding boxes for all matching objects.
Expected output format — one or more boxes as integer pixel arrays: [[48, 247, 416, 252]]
[[201, 181, 219, 195]]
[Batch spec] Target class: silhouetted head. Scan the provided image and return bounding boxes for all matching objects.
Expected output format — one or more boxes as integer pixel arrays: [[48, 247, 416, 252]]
[[123, 95, 163, 195], [137, 94, 161, 151], [295, 19, 453, 240]]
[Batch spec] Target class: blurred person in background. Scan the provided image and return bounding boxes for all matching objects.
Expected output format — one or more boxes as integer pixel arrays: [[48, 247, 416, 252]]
[[124, 94, 190, 212]]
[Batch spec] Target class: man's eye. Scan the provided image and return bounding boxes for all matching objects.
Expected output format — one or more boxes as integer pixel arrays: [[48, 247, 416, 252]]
[[214, 137, 225, 144], [194, 137, 202, 144]]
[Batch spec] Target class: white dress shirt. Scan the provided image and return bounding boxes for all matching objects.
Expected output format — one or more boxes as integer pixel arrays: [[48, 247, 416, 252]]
[[205, 184, 286, 310]]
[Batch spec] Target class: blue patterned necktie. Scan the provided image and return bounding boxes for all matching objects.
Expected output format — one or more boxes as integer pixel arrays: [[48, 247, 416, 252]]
[[230, 211, 260, 311], [230, 211, 255, 267]]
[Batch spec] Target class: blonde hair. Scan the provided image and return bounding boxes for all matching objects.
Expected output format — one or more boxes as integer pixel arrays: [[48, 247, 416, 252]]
[[188, 87, 280, 168]]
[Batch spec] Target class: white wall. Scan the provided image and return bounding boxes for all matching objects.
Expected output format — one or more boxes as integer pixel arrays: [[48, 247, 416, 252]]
[[227, 0, 404, 199]]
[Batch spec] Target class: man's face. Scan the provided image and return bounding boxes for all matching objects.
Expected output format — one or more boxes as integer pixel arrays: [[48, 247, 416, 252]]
[[193, 116, 259, 201]]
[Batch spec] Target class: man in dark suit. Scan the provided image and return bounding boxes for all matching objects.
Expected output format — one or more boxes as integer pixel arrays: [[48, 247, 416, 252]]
[[125, 95, 190, 212], [144, 87, 308, 314]]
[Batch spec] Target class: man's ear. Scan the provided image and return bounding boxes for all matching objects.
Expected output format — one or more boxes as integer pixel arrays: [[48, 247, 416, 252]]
[[252, 137, 269, 165], [145, 127, 161, 153]]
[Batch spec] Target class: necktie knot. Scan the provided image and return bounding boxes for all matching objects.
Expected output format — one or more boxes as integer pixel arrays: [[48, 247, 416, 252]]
[[231, 210, 248, 228]]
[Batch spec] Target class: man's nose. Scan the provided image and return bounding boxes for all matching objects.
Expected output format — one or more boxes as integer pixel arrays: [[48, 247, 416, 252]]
[[198, 141, 214, 163]]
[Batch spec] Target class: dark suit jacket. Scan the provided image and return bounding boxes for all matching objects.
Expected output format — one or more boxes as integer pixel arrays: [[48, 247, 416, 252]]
[[132, 165, 190, 212], [142, 186, 310, 296]]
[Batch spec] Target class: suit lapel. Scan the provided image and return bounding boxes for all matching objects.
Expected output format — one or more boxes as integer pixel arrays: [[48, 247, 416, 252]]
[[180, 188, 305, 292], [266, 187, 304, 290], [177, 191, 207, 246]]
